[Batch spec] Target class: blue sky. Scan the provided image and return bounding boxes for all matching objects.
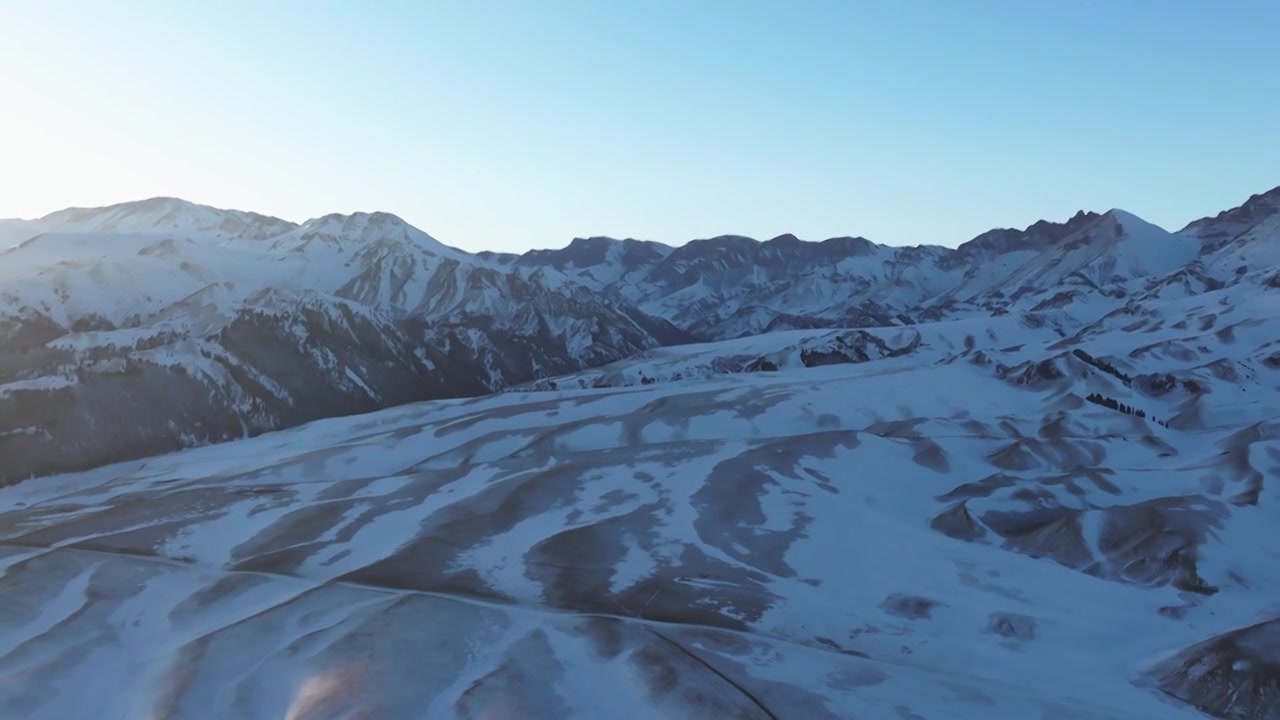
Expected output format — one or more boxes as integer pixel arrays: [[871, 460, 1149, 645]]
[[1, 0, 1277, 251]]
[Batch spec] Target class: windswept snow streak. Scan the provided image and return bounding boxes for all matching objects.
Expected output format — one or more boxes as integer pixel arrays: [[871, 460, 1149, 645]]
[[1, 304, 1278, 718]]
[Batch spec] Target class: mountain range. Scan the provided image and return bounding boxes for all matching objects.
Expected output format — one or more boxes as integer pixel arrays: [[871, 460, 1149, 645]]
[[2, 188, 1278, 483], [1, 185, 1279, 718]]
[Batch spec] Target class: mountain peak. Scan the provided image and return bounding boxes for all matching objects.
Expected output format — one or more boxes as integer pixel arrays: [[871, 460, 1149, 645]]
[[954, 210, 1103, 261], [300, 211, 420, 236], [1100, 208, 1169, 238], [37, 197, 298, 240], [1103, 208, 1137, 219], [554, 236, 625, 267], [295, 210, 464, 258], [40, 196, 200, 225], [567, 235, 618, 248], [820, 235, 878, 255], [1247, 184, 1280, 207], [306, 210, 411, 228], [515, 235, 674, 272], [1179, 185, 1280, 245], [41, 196, 191, 219], [1011, 210, 1102, 239]]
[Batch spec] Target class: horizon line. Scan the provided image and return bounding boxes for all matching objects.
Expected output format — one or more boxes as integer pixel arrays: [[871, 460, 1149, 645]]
[[6, 185, 1276, 253]]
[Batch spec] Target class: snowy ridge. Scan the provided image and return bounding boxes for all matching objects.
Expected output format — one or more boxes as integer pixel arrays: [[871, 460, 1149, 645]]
[[500, 202, 1266, 341], [0, 199, 689, 480], [1, 187, 1278, 483], [36, 196, 299, 240]]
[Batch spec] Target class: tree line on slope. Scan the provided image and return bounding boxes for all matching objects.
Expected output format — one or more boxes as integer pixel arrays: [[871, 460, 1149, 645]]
[[1085, 392, 1171, 428]]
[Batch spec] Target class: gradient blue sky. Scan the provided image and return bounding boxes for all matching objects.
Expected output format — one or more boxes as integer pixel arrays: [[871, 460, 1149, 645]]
[[2, 0, 1277, 252]]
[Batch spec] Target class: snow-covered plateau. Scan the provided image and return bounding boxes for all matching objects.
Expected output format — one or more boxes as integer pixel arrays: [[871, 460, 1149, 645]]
[[0, 186, 1278, 718]]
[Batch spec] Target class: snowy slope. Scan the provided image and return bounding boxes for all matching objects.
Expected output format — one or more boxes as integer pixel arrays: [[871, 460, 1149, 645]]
[[0, 219, 39, 249], [1, 296, 1276, 718], [0, 200, 688, 482], [0, 231, 284, 326], [1179, 185, 1280, 255], [1202, 209, 1280, 276], [519, 317, 1041, 391], [972, 210, 1198, 295]]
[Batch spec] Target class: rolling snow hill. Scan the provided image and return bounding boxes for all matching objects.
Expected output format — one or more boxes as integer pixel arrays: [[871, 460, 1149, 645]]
[[0, 295, 1276, 717]]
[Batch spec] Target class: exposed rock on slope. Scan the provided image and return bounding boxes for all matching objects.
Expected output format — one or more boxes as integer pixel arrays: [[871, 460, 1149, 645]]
[[1149, 619, 1280, 719]]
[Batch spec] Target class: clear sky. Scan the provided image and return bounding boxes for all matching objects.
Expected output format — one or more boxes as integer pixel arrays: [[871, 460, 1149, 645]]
[[1, 0, 1277, 252]]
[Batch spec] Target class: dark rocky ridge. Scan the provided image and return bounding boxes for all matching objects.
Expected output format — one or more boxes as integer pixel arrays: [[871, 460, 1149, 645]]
[[0, 287, 692, 483], [1180, 185, 1280, 252]]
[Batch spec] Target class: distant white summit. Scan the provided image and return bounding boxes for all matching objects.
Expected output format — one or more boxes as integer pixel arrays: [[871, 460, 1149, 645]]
[[34, 196, 299, 240]]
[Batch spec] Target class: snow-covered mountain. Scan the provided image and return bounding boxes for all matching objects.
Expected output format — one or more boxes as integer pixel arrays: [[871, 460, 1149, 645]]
[[1181, 186, 1280, 278], [0, 199, 689, 481], [36, 196, 300, 240], [495, 197, 1274, 343], [12, 186, 1277, 334], [492, 232, 947, 337], [0, 185, 1278, 718], [2, 187, 1277, 488]]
